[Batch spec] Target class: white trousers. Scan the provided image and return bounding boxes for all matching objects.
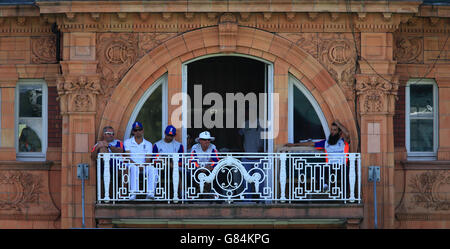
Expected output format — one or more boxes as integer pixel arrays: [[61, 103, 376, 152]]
[[129, 164, 158, 195]]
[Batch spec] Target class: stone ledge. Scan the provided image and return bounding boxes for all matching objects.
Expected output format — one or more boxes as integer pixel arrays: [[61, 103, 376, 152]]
[[95, 203, 364, 220], [0, 160, 60, 171], [398, 160, 450, 170]]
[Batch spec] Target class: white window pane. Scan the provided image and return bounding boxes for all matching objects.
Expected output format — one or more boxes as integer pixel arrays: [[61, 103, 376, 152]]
[[410, 119, 433, 152]]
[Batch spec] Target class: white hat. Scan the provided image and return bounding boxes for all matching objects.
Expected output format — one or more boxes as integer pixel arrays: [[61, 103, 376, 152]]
[[195, 131, 215, 142]]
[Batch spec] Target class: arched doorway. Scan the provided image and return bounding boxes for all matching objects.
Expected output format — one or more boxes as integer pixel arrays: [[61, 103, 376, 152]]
[[183, 55, 273, 152]]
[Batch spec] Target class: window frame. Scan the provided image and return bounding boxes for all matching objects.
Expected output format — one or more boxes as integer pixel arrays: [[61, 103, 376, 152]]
[[15, 79, 48, 161], [124, 73, 168, 141], [405, 78, 439, 160], [288, 74, 330, 143]]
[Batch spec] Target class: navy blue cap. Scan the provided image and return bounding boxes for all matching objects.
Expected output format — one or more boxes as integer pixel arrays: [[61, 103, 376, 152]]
[[132, 121, 143, 130], [165, 125, 176, 136]]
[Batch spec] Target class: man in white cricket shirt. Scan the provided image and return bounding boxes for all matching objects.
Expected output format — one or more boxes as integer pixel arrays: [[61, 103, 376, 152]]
[[124, 121, 156, 200]]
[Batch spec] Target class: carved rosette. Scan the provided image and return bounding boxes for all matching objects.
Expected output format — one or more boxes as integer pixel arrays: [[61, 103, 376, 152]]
[[218, 13, 238, 51], [31, 36, 57, 64], [319, 33, 358, 101], [0, 171, 41, 211], [394, 35, 423, 64], [355, 74, 399, 114], [57, 74, 102, 113], [408, 171, 450, 211]]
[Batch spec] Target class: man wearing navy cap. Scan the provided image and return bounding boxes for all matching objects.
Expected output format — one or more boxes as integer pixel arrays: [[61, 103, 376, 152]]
[[152, 125, 184, 155], [124, 121, 156, 200]]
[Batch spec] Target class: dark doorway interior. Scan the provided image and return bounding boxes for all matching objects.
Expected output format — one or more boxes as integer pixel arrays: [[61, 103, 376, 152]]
[[187, 56, 266, 152]]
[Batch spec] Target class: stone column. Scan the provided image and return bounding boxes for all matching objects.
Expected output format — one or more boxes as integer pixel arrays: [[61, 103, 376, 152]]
[[356, 31, 399, 229], [57, 31, 100, 228]]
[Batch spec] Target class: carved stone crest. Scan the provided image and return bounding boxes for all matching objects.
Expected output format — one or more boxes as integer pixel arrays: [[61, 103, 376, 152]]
[[96, 33, 139, 117], [0, 171, 41, 211], [31, 36, 57, 64], [319, 33, 358, 100], [97, 33, 138, 83]]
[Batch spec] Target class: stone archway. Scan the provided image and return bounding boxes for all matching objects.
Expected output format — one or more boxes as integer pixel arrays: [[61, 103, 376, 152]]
[[99, 25, 358, 150]]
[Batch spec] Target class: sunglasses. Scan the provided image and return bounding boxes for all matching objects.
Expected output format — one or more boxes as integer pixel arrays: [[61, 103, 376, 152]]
[[133, 128, 143, 132], [104, 132, 114, 135]]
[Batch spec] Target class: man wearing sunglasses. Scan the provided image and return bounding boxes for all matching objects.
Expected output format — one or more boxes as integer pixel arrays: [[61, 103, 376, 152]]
[[124, 121, 155, 200], [91, 126, 125, 161]]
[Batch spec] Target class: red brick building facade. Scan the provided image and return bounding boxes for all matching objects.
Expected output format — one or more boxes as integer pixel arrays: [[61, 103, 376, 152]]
[[0, 0, 448, 229]]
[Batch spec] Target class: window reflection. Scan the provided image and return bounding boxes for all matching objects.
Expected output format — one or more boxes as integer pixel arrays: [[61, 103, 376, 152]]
[[293, 85, 325, 142], [18, 124, 42, 152], [19, 85, 42, 117], [135, 84, 162, 142], [18, 84, 44, 154], [409, 84, 435, 153]]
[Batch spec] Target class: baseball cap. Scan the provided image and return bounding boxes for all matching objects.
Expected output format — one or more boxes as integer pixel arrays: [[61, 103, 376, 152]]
[[132, 121, 143, 130], [165, 125, 176, 136]]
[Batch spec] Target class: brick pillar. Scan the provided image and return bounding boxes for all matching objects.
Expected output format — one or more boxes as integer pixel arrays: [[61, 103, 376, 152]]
[[58, 32, 100, 228], [437, 78, 450, 160], [0, 66, 18, 160], [356, 32, 398, 229]]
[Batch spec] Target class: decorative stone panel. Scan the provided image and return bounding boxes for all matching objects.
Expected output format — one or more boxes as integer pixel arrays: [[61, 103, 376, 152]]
[[56, 74, 102, 113], [0, 163, 60, 222], [218, 13, 238, 51], [319, 33, 358, 101], [394, 34, 423, 64], [408, 170, 450, 211], [356, 74, 399, 114], [31, 36, 57, 64]]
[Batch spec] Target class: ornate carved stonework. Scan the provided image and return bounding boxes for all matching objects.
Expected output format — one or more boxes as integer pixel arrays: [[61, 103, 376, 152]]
[[356, 74, 399, 114], [31, 36, 57, 64], [97, 33, 139, 83], [139, 32, 177, 57], [278, 33, 318, 58], [57, 74, 102, 113], [409, 171, 450, 211], [394, 35, 423, 64], [0, 171, 41, 211], [319, 33, 358, 100]]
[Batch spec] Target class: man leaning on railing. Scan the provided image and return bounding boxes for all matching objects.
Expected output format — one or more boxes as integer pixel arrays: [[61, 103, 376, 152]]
[[91, 126, 126, 200], [91, 126, 126, 161], [189, 131, 220, 199], [286, 120, 351, 193]]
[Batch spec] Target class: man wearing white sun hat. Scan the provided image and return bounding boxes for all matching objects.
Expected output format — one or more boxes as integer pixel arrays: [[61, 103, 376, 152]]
[[190, 131, 219, 170], [189, 131, 220, 199]]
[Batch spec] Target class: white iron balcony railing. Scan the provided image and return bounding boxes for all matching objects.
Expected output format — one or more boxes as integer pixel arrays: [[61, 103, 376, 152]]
[[96, 152, 361, 204]]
